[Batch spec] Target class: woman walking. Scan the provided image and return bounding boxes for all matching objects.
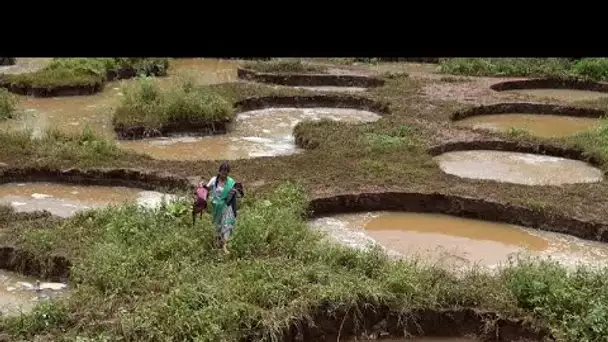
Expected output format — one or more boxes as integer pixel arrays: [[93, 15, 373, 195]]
[[201, 162, 243, 253]]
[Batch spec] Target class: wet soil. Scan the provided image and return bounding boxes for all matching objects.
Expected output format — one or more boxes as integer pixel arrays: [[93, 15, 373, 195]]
[[434, 150, 604, 185], [454, 113, 599, 138], [309, 212, 608, 270], [119, 107, 382, 160], [0, 270, 67, 316], [0, 182, 176, 218]]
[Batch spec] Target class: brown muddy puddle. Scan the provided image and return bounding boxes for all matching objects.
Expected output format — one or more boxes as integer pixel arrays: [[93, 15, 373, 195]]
[[309, 212, 608, 270], [504, 88, 608, 102], [0, 270, 67, 316], [119, 107, 382, 160], [0, 58, 238, 139], [434, 150, 604, 185], [0, 182, 177, 218], [454, 113, 599, 138]]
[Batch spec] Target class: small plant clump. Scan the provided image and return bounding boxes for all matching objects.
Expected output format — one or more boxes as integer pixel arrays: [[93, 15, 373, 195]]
[[112, 77, 235, 135], [567, 117, 608, 163], [439, 58, 608, 81], [0, 58, 169, 96], [243, 59, 328, 74], [0, 88, 18, 120]]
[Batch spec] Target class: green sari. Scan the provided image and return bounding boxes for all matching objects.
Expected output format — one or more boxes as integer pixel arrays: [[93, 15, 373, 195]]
[[210, 176, 236, 240]]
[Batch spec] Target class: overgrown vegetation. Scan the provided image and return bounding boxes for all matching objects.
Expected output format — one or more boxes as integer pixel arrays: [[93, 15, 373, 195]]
[[2, 184, 608, 341], [0, 58, 169, 93], [567, 117, 608, 162], [439, 58, 608, 81], [112, 77, 235, 133], [0, 128, 147, 168], [243, 59, 328, 74], [0, 88, 18, 120]]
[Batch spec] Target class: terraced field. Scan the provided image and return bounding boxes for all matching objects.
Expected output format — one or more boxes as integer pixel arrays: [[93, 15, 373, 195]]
[[1, 57, 608, 342]]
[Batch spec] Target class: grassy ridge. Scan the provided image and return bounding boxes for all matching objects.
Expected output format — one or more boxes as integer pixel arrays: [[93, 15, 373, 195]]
[[0, 129, 148, 168], [439, 58, 608, 81], [566, 117, 608, 162], [1, 183, 608, 341], [0, 58, 169, 93], [243, 59, 328, 74], [112, 77, 235, 134]]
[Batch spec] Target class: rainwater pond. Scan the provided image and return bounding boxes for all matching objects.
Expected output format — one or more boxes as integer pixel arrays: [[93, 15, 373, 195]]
[[309, 212, 608, 271], [434, 150, 604, 185], [0, 270, 67, 317], [0, 182, 176, 218], [119, 107, 382, 160], [454, 113, 599, 138]]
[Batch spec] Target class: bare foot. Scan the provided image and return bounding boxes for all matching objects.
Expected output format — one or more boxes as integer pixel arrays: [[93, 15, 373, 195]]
[[223, 245, 230, 254]]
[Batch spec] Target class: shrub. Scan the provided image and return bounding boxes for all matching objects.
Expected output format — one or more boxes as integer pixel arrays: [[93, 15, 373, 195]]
[[0, 58, 169, 94], [0, 88, 18, 120], [439, 58, 574, 78], [113, 77, 235, 131], [571, 58, 608, 81], [244, 59, 327, 74], [439, 58, 608, 81]]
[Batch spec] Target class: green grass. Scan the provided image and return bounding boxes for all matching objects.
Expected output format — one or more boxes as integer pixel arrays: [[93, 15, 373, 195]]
[[112, 77, 235, 131], [46, 58, 169, 78], [243, 59, 328, 74], [0, 88, 18, 120], [567, 117, 608, 162], [0, 128, 147, 168], [2, 67, 104, 89], [0, 58, 169, 92], [439, 58, 608, 81], [2, 183, 608, 341]]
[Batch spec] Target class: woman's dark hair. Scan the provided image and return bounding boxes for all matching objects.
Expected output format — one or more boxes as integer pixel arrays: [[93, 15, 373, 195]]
[[219, 161, 230, 173], [215, 161, 231, 188]]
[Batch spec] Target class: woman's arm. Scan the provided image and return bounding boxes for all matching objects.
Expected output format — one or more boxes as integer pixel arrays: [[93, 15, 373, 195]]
[[199, 176, 216, 189]]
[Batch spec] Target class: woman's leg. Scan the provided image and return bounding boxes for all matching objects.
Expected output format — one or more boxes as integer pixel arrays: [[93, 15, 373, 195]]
[[220, 207, 236, 253]]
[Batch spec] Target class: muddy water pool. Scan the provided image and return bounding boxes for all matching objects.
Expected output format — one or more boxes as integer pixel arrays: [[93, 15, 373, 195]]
[[309, 212, 608, 270], [0, 270, 67, 316], [0, 182, 177, 218], [0, 58, 239, 139], [504, 89, 608, 102], [454, 113, 599, 138], [119, 107, 382, 160], [434, 150, 604, 185]]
